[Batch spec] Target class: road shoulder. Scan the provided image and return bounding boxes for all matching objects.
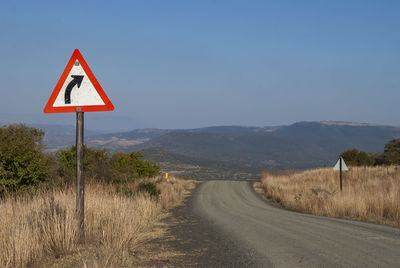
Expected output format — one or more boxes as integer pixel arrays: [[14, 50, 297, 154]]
[[138, 181, 258, 267]]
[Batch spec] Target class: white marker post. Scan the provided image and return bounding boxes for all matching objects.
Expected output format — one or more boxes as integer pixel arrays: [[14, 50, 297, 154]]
[[333, 156, 349, 191], [44, 49, 114, 241]]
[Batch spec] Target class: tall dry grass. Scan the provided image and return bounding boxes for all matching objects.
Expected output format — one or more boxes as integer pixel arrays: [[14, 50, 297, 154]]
[[0, 176, 194, 267], [260, 166, 400, 227]]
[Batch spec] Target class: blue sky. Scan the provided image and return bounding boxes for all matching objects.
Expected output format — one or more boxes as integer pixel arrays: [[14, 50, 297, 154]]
[[1, 1, 399, 131]]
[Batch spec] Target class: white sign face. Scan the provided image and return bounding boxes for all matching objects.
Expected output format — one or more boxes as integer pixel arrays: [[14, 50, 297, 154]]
[[333, 157, 349, 171], [52, 60, 105, 107]]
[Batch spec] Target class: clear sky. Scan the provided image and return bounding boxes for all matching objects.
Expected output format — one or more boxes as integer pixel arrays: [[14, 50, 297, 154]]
[[1, 1, 399, 131]]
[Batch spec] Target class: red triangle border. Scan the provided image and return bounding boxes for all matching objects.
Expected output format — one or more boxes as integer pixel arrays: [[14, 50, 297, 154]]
[[44, 49, 114, 113]]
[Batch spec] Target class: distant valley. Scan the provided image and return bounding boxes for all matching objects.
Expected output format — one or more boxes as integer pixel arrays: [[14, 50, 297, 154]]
[[22, 121, 400, 180]]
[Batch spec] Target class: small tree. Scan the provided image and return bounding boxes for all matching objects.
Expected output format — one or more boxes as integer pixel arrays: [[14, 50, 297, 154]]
[[57, 146, 112, 183], [341, 149, 375, 166], [382, 139, 400, 165], [0, 124, 49, 193], [111, 151, 160, 182]]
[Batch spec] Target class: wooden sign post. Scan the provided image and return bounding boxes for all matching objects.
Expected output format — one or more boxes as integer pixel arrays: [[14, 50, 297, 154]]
[[76, 112, 85, 240], [339, 156, 342, 191]]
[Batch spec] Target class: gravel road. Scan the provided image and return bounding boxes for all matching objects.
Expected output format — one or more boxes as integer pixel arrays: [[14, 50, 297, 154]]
[[193, 180, 400, 267]]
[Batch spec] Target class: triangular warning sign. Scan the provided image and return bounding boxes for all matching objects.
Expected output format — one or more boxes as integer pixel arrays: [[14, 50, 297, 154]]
[[44, 49, 114, 113], [333, 157, 349, 171]]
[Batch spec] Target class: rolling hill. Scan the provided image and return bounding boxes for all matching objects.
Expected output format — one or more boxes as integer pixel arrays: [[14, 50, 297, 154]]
[[127, 122, 400, 170], [31, 121, 400, 179]]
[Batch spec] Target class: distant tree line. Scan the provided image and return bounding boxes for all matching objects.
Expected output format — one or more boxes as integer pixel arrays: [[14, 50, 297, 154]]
[[342, 139, 400, 166], [0, 124, 160, 195]]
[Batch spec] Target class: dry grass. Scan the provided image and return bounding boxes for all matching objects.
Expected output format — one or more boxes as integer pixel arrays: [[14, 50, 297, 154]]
[[259, 166, 400, 227], [0, 176, 195, 267]]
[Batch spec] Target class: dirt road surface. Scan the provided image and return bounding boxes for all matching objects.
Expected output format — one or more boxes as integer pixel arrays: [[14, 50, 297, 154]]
[[192, 180, 400, 267]]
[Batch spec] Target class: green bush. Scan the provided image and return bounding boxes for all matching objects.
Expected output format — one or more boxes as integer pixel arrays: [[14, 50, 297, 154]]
[[0, 125, 161, 193], [58, 147, 160, 183], [0, 124, 50, 194], [382, 139, 400, 165], [111, 151, 160, 178], [111, 151, 140, 182], [341, 149, 375, 166], [57, 146, 112, 183], [341, 139, 400, 167], [110, 151, 160, 182]]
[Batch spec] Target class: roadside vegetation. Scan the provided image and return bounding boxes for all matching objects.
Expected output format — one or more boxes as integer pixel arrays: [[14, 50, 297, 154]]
[[0, 124, 161, 195], [257, 138, 400, 227], [258, 167, 400, 227], [341, 138, 400, 166], [0, 176, 194, 267], [0, 124, 195, 267]]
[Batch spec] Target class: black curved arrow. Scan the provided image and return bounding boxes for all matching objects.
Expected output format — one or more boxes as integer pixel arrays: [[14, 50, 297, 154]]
[[65, 75, 84, 104]]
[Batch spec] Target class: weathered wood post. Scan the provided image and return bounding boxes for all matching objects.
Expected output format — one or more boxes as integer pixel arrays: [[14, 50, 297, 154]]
[[76, 111, 84, 241], [339, 156, 343, 191]]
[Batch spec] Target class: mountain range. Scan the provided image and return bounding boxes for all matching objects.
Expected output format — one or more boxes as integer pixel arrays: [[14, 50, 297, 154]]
[[12, 121, 400, 180]]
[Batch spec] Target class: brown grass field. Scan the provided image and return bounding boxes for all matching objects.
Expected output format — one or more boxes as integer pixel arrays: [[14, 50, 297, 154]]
[[257, 166, 400, 227], [0, 177, 195, 267]]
